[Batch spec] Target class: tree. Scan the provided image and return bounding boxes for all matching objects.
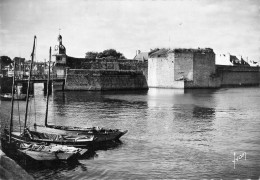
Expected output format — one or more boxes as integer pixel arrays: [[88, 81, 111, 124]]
[[98, 49, 126, 59], [0, 56, 12, 66], [85, 51, 99, 59], [85, 49, 126, 60]]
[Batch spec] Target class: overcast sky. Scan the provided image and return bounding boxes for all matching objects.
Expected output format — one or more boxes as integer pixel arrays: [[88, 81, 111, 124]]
[[0, 0, 260, 62]]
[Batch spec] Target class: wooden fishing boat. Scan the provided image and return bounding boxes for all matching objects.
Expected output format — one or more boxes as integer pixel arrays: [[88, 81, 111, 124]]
[[18, 143, 88, 161], [42, 125, 128, 142], [3, 128, 95, 148], [1, 134, 88, 162]]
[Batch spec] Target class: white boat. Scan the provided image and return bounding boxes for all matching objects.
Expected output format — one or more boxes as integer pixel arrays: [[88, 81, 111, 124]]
[[18, 143, 88, 161]]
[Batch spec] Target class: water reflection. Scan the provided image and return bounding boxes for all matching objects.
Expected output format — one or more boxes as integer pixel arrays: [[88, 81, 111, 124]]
[[184, 88, 218, 95], [26, 161, 88, 180], [148, 88, 184, 96], [145, 88, 217, 149], [192, 106, 215, 119], [49, 90, 149, 129], [92, 140, 123, 151]]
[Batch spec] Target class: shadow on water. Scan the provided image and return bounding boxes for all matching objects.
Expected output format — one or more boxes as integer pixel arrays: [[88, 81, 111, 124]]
[[53, 90, 148, 103], [3, 147, 96, 180], [192, 106, 215, 119], [53, 91, 104, 103], [21, 141, 124, 179], [184, 88, 218, 95], [24, 160, 89, 180], [52, 90, 149, 120], [91, 140, 123, 151]]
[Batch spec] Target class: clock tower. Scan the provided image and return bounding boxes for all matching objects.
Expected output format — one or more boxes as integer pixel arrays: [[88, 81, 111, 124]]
[[53, 34, 67, 78], [53, 34, 67, 65]]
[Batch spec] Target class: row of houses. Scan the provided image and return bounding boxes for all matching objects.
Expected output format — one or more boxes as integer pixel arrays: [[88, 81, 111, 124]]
[[0, 57, 52, 78]]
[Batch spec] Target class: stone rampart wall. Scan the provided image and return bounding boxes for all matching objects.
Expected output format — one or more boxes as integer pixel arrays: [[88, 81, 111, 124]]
[[216, 65, 260, 86], [64, 69, 148, 90], [66, 57, 148, 78], [216, 65, 260, 72]]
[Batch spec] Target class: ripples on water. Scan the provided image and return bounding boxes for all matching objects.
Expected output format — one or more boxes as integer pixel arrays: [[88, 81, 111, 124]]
[[1, 85, 260, 179]]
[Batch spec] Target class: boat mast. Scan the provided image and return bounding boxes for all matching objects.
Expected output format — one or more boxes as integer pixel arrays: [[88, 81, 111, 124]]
[[24, 36, 36, 131], [9, 60, 16, 143], [45, 47, 51, 126]]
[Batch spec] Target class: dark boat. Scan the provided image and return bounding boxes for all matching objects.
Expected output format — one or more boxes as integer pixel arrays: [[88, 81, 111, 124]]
[[41, 125, 128, 142]]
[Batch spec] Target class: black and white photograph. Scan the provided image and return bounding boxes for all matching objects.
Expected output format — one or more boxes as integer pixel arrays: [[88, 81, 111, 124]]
[[0, 0, 260, 179]]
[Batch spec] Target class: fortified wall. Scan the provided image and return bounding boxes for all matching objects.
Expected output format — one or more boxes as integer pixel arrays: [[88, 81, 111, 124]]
[[64, 69, 147, 90], [60, 57, 148, 90], [52, 34, 259, 90], [216, 65, 260, 87], [66, 57, 148, 79], [148, 48, 260, 89], [148, 48, 220, 89]]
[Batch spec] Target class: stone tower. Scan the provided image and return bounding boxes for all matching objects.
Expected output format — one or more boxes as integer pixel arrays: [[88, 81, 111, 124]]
[[53, 34, 67, 64], [53, 34, 67, 78]]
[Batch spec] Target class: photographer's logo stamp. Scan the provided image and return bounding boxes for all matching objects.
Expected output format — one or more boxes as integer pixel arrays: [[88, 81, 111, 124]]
[[232, 152, 246, 169]]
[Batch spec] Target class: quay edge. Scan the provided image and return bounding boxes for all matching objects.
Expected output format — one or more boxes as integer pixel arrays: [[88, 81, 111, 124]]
[[0, 149, 34, 180]]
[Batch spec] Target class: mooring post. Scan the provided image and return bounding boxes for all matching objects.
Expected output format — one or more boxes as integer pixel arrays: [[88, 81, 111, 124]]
[[44, 81, 52, 94], [49, 80, 52, 93], [62, 80, 65, 91], [44, 82, 47, 93]]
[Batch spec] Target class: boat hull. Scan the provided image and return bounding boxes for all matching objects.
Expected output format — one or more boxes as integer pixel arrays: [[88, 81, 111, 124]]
[[18, 149, 76, 161], [1, 134, 87, 162], [3, 129, 95, 148], [40, 125, 128, 142]]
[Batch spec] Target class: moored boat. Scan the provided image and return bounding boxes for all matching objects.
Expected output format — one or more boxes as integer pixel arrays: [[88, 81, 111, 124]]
[[3, 128, 96, 148], [18, 143, 87, 161], [1, 135, 88, 162], [42, 125, 128, 142]]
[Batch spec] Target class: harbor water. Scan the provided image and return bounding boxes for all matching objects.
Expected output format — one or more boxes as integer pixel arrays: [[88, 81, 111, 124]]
[[1, 84, 260, 179]]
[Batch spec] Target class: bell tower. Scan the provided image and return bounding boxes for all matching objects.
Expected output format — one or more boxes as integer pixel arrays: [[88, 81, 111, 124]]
[[53, 33, 67, 79], [53, 34, 67, 64]]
